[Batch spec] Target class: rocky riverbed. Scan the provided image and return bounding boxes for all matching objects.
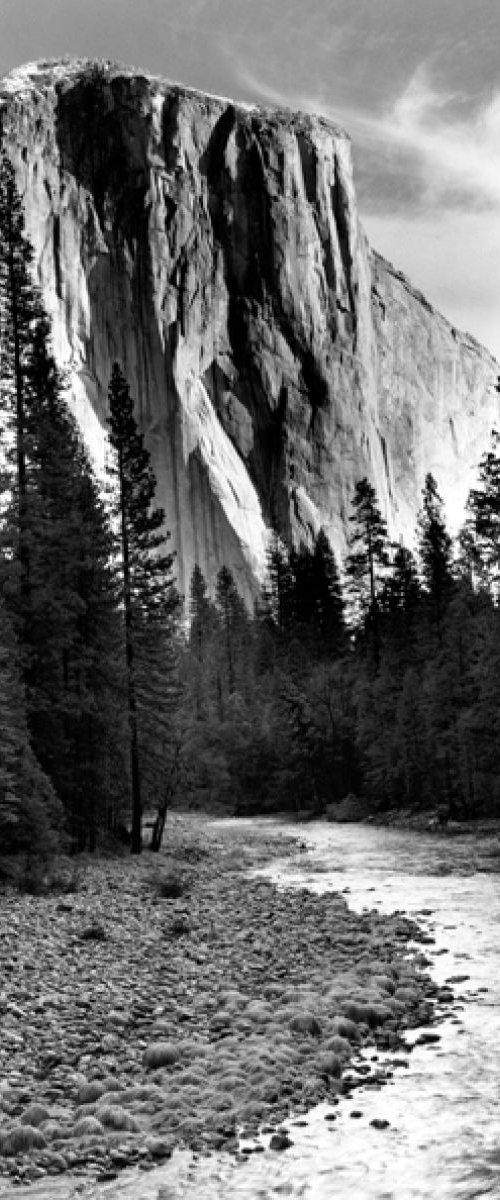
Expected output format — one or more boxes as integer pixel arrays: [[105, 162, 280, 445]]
[[0, 815, 452, 1192]]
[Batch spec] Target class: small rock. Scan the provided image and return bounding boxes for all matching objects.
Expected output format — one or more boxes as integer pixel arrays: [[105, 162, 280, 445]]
[[269, 1131, 293, 1151], [146, 1137, 174, 1160], [370, 1118, 390, 1130], [79, 923, 107, 941], [143, 1041, 180, 1069]]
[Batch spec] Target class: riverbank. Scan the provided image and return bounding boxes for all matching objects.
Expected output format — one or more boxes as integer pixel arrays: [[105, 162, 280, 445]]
[[0, 815, 450, 1191]]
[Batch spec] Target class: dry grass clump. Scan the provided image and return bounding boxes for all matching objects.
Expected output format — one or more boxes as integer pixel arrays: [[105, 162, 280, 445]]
[[1, 1125, 47, 1155], [95, 1104, 140, 1132], [289, 1012, 321, 1037]]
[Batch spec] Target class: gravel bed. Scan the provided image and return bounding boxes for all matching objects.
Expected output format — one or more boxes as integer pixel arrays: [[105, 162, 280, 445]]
[[0, 814, 448, 1191]]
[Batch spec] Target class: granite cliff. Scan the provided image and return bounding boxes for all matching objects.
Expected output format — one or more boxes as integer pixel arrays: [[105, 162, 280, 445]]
[[0, 59, 498, 601]]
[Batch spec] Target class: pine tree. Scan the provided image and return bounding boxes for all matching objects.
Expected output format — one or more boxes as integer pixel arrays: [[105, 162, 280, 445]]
[[0, 152, 127, 850], [466, 430, 500, 595], [215, 565, 248, 700], [311, 528, 345, 652], [107, 362, 179, 854], [0, 151, 40, 628], [345, 478, 389, 666], [379, 543, 421, 669], [265, 533, 295, 635], [188, 564, 219, 719], [417, 473, 453, 628], [0, 591, 62, 861], [1, 312, 127, 849], [288, 531, 344, 655]]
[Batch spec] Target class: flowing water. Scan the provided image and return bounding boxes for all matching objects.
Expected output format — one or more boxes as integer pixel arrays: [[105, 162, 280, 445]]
[[6, 820, 500, 1199]]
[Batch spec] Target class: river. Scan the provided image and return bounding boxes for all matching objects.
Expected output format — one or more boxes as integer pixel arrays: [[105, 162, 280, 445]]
[[6, 819, 500, 1200]]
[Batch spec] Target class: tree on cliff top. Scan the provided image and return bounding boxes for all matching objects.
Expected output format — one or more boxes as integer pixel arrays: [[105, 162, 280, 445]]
[[107, 362, 179, 855]]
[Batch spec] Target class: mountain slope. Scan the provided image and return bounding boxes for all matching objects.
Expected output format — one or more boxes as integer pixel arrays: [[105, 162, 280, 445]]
[[1, 59, 498, 600]]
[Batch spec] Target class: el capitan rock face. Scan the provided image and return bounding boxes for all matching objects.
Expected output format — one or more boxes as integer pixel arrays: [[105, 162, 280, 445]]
[[0, 59, 498, 602]]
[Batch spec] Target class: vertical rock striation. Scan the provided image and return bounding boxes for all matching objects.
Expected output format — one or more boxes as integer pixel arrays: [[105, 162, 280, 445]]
[[1, 59, 498, 602]]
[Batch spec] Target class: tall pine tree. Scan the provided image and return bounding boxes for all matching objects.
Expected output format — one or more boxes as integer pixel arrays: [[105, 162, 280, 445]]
[[107, 362, 179, 854], [345, 478, 389, 666], [417, 473, 453, 629], [0, 152, 127, 851]]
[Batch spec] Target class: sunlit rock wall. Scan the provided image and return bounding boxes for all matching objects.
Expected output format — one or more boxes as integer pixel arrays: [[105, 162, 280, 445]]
[[1, 59, 498, 603]]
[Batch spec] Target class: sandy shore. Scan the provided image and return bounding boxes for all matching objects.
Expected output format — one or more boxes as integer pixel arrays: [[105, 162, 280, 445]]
[[0, 814, 453, 1191]]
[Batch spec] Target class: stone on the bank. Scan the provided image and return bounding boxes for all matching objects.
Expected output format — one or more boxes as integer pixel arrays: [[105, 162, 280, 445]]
[[332, 1015, 360, 1041], [394, 985, 419, 1005], [245, 1000, 273, 1023], [143, 1042, 180, 1069], [146, 1136, 174, 1159], [269, 1130, 293, 1151], [341, 1000, 392, 1028], [373, 974, 395, 995], [1, 1124, 47, 1155], [77, 1080, 109, 1105], [40, 1120, 66, 1141], [316, 1051, 342, 1078], [72, 1115, 105, 1137], [19, 1103, 50, 1127], [323, 1035, 352, 1060]]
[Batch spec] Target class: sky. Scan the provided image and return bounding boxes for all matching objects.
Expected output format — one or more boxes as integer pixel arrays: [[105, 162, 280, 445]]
[[1, 0, 500, 358]]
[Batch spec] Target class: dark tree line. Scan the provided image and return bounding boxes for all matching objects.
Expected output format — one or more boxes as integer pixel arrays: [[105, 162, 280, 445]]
[[179, 454, 500, 822], [0, 152, 179, 864]]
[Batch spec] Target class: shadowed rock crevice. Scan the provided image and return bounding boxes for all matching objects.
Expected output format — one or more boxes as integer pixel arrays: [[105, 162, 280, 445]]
[[52, 73, 264, 602]]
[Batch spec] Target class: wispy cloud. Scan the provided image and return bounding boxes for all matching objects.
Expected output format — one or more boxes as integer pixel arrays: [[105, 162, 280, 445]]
[[238, 61, 500, 214]]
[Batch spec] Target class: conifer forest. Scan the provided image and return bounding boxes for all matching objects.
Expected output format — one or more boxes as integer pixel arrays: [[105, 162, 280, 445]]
[[2, 144, 500, 875]]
